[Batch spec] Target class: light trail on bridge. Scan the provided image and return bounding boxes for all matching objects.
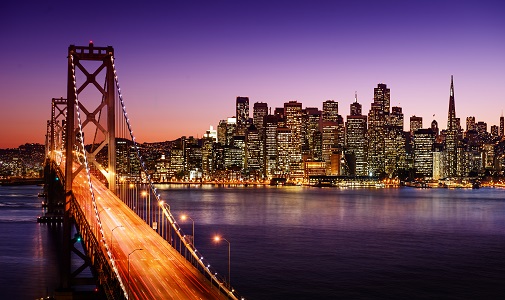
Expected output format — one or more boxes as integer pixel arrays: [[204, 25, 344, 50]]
[[72, 170, 229, 300]]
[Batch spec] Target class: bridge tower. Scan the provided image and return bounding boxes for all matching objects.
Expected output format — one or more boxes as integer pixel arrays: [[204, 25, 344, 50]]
[[63, 42, 117, 289], [40, 97, 67, 220]]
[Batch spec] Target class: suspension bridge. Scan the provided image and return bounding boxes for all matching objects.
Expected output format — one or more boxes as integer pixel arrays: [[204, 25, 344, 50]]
[[41, 42, 243, 300]]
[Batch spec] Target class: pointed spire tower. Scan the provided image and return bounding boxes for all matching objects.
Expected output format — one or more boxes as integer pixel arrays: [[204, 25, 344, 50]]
[[446, 75, 458, 177], [447, 75, 457, 131]]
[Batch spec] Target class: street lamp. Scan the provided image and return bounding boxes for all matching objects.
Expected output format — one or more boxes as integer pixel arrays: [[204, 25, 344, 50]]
[[214, 236, 231, 288], [141, 190, 149, 223], [128, 248, 143, 299], [111, 225, 124, 255], [180, 214, 194, 245]]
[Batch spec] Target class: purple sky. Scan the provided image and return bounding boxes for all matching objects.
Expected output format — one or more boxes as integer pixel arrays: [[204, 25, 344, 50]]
[[1, 0, 504, 148]]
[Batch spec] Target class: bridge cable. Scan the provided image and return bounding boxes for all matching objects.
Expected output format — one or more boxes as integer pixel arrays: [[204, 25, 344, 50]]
[[70, 54, 128, 298]]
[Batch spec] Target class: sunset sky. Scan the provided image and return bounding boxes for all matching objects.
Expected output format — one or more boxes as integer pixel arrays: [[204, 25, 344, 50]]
[[1, 0, 504, 148]]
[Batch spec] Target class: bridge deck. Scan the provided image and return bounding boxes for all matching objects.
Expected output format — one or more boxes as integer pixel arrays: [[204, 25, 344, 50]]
[[72, 172, 228, 299]]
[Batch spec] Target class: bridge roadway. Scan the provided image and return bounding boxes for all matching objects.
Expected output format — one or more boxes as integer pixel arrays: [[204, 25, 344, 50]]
[[71, 171, 229, 300]]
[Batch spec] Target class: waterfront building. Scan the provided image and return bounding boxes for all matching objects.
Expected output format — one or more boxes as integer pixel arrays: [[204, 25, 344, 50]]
[[264, 114, 278, 178], [276, 127, 291, 175], [413, 128, 435, 178], [345, 98, 368, 176], [201, 137, 214, 180], [384, 126, 406, 178], [312, 131, 323, 162], [367, 102, 386, 176], [302, 107, 321, 160], [367, 83, 390, 176], [432, 143, 446, 180], [284, 101, 303, 176], [245, 124, 264, 179], [322, 121, 340, 175], [169, 147, 184, 180]]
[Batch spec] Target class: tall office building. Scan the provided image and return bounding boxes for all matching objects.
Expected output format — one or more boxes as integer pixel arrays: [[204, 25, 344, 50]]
[[264, 115, 278, 178], [446, 75, 459, 177], [322, 120, 339, 174], [413, 128, 435, 178], [346, 99, 368, 176], [284, 101, 303, 174], [253, 102, 268, 132], [431, 120, 439, 136], [367, 84, 390, 176], [500, 113, 504, 137], [389, 106, 404, 129], [491, 125, 499, 137], [466, 116, 476, 132], [410, 116, 423, 136], [276, 127, 291, 174], [245, 125, 264, 179], [322, 100, 339, 122], [374, 83, 391, 113], [350, 92, 362, 116], [303, 108, 321, 159], [385, 106, 405, 177], [236, 97, 250, 135]]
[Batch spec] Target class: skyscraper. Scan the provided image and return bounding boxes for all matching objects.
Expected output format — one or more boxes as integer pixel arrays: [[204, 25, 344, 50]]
[[284, 101, 303, 176], [253, 102, 268, 132], [367, 83, 390, 176], [346, 98, 368, 176], [374, 83, 391, 113], [264, 114, 278, 178], [322, 100, 339, 122], [245, 124, 264, 179], [385, 107, 406, 177], [500, 113, 504, 137], [413, 128, 435, 178], [410, 116, 423, 136], [446, 75, 458, 177], [236, 96, 249, 135], [466, 116, 476, 132]]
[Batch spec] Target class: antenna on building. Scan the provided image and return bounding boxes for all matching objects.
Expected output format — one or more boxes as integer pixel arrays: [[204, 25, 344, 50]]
[[354, 91, 357, 103]]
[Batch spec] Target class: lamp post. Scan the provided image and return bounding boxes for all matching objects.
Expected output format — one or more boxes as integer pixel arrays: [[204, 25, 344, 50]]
[[141, 190, 148, 223], [180, 214, 194, 245], [128, 248, 143, 299], [214, 236, 231, 288], [111, 225, 123, 255]]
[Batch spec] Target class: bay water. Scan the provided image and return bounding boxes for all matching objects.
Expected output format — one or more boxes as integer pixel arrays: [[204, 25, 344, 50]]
[[1, 185, 504, 299]]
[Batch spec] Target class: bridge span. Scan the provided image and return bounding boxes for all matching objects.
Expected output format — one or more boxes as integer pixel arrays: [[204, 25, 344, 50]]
[[69, 165, 231, 299], [41, 42, 243, 300]]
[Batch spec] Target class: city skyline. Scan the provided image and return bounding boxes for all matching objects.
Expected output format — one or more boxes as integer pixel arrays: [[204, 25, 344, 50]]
[[1, 0, 504, 148]]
